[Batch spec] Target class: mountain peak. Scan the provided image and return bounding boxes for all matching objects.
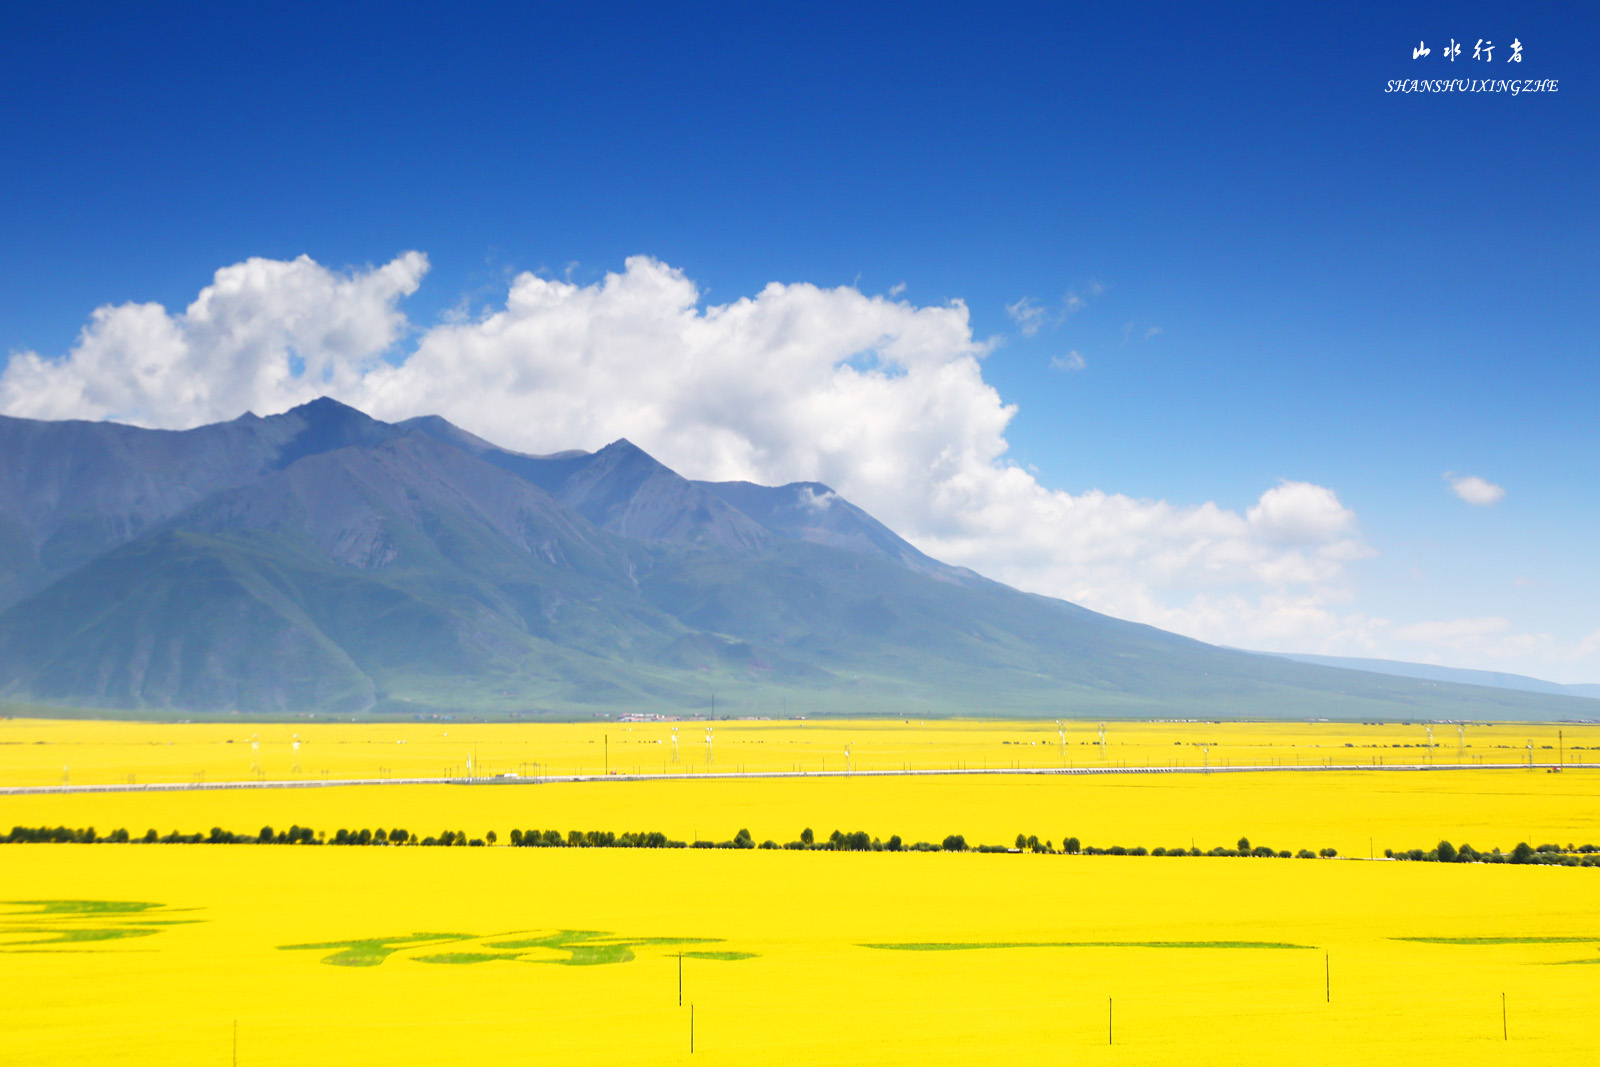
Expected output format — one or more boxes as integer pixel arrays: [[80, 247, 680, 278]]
[[270, 396, 398, 469], [286, 395, 368, 421]]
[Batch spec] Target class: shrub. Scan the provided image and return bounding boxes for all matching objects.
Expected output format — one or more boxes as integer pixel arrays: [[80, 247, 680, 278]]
[[1063, 836, 1081, 854], [1437, 840, 1458, 863], [1296, 849, 1316, 859], [942, 834, 967, 852], [1320, 847, 1337, 858]]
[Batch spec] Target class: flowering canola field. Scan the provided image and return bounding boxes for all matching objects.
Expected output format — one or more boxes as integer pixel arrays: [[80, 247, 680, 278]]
[[3, 845, 1598, 1065], [3, 719, 1599, 1065], [2, 717, 1592, 788]]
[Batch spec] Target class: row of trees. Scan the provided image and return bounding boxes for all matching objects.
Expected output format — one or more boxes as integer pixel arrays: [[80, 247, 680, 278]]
[[1385, 840, 1600, 866], [8, 823, 1593, 864], [511, 829, 683, 848]]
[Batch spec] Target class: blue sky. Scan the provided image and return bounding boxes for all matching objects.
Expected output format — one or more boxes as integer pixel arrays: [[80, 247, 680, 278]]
[[1, 2, 1596, 679]]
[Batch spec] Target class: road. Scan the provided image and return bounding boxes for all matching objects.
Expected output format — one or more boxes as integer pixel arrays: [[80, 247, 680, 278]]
[[0, 760, 1583, 795]]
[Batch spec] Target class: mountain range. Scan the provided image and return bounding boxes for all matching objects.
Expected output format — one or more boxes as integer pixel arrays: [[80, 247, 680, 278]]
[[0, 398, 1591, 721]]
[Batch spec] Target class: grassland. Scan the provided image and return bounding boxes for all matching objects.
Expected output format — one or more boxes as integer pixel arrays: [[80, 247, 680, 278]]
[[3, 718, 1599, 1064]]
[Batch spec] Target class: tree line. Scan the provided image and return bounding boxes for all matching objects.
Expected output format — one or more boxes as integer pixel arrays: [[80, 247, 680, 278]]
[[1385, 840, 1600, 866], [6, 823, 1597, 863]]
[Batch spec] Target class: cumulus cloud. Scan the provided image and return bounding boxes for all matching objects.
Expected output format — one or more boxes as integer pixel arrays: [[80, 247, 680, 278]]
[[1446, 473, 1505, 506], [0, 253, 426, 426], [2, 252, 1380, 655]]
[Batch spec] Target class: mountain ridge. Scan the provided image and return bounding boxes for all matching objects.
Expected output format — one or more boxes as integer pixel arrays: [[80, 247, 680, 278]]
[[0, 397, 1591, 721]]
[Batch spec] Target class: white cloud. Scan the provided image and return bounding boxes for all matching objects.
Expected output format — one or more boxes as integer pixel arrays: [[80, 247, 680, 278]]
[[1005, 296, 1046, 336], [1062, 281, 1104, 315], [797, 486, 837, 512], [1050, 350, 1086, 372], [0, 252, 1385, 661], [887, 282, 907, 297], [1446, 473, 1505, 506], [1010, 283, 1104, 339], [1394, 616, 1511, 646], [0, 253, 426, 426]]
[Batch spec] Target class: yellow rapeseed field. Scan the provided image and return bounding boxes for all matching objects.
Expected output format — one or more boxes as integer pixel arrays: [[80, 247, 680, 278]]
[[2, 844, 1598, 1065], [3, 719, 1598, 1064], [1, 717, 1592, 787]]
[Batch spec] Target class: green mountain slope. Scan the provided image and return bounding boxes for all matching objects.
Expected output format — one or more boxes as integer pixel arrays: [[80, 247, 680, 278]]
[[0, 398, 1592, 721]]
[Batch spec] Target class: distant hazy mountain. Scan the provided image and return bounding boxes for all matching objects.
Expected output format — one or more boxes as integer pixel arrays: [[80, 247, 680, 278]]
[[0, 398, 1593, 721], [1268, 652, 1600, 702]]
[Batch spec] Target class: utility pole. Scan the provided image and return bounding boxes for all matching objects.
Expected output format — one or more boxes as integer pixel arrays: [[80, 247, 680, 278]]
[[604, 734, 608, 775], [1108, 997, 1113, 1045], [1325, 952, 1330, 1003]]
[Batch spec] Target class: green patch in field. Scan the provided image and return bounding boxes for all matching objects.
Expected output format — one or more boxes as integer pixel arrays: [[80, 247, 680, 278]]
[[1, 926, 161, 945], [0, 900, 199, 953], [862, 940, 1315, 951], [280, 933, 475, 966], [6, 900, 164, 915], [682, 950, 758, 961], [285, 928, 746, 968]]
